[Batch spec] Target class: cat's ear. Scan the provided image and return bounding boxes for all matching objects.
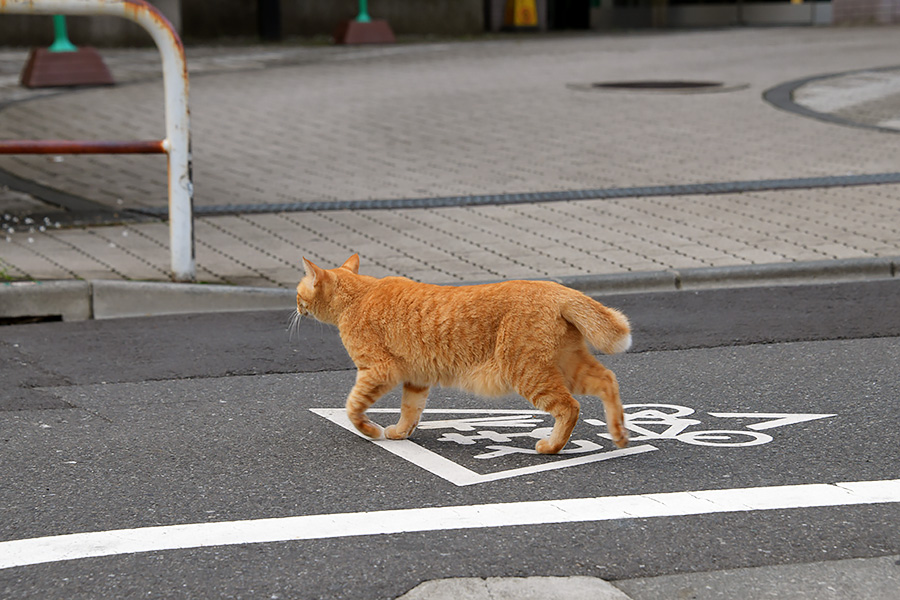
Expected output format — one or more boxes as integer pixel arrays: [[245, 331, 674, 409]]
[[341, 254, 360, 274], [302, 257, 324, 286]]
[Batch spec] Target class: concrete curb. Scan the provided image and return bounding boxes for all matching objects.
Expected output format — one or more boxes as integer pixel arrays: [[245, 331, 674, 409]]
[[1, 257, 897, 322], [90, 280, 295, 319], [0, 279, 295, 321], [0, 280, 92, 322], [673, 256, 897, 290], [560, 256, 897, 294]]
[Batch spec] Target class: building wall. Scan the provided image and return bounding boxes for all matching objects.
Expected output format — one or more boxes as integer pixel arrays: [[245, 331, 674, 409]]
[[287, 0, 484, 37], [592, 1, 832, 27], [0, 0, 180, 47], [6, 0, 888, 48], [832, 0, 900, 23], [183, 0, 485, 41], [0, 1, 483, 47]]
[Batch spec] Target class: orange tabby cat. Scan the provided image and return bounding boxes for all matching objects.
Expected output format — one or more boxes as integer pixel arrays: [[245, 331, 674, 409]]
[[297, 255, 631, 454]]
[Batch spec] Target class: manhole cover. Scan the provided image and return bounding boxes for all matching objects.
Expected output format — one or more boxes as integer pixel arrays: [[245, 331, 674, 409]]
[[568, 80, 748, 94]]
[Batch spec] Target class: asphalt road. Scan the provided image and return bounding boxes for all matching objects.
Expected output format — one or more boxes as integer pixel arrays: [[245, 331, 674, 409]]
[[1, 279, 898, 599]]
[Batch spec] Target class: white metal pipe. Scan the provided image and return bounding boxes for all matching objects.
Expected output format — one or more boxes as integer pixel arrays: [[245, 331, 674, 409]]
[[0, 0, 195, 281]]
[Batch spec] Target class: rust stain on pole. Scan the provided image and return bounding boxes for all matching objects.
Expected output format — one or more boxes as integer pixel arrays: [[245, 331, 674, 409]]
[[123, 0, 188, 73]]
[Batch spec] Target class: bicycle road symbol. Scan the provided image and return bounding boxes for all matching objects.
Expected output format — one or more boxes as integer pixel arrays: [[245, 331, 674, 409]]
[[588, 404, 783, 447], [311, 405, 836, 486]]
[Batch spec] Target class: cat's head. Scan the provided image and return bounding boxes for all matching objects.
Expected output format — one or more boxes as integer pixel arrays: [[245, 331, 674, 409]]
[[296, 254, 361, 323]]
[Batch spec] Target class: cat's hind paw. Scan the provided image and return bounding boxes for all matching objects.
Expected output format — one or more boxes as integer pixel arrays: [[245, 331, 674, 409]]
[[609, 424, 629, 448], [353, 420, 384, 439]]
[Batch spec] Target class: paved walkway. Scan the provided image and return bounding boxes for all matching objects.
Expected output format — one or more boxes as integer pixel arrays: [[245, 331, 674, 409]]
[[1, 27, 899, 289]]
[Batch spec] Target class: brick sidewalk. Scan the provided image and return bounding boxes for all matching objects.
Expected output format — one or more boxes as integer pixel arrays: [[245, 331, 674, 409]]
[[1, 27, 899, 287]]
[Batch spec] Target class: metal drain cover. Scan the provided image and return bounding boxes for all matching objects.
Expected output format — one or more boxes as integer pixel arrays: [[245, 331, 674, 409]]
[[593, 80, 723, 90], [568, 80, 748, 94]]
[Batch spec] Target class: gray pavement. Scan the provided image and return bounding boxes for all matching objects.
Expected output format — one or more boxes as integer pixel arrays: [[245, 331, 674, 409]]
[[2, 25, 900, 599], [1, 27, 899, 291], [2, 280, 900, 599]]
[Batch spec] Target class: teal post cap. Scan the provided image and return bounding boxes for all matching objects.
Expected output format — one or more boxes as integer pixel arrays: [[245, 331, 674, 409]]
[[49, 15, 78, 52], [354, 0, 372, 23]]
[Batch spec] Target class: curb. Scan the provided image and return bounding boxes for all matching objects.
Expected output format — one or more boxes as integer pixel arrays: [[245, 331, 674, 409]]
[[674, 256, 896, 290], [560, 256, 897, 295], [0, 280, 92, 322], [90, 280, 295, 319], [1, 257, 897, 322], [0, 279, 295, 322]]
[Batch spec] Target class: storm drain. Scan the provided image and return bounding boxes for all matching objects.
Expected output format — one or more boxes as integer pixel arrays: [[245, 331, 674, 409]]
[[568, 80, 748, 94]]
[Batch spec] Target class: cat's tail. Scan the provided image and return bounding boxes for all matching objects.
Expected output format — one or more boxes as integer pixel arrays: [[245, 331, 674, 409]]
[[560, 292, 632, 354]]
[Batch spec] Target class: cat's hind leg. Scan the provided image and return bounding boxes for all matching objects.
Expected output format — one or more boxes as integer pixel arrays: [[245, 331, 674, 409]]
[[346, 367, 397, 439], [561, 347, 628, 448], [385, 383, 429, 440], [517, 371, 580, 454]]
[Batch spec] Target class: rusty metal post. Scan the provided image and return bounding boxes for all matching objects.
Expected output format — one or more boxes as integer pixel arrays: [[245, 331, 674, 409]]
[[0, 0, 195, 282]]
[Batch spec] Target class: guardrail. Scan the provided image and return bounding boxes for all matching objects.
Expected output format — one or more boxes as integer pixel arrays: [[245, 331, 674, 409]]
[[0, 0, 195, 282]]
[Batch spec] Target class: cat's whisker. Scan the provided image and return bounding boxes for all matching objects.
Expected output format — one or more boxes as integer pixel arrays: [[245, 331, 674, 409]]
[[287, 309, 303, 342]]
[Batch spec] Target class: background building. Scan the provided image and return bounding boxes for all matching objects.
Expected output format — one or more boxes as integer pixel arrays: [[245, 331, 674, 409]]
[[0, 0, 897, 47]]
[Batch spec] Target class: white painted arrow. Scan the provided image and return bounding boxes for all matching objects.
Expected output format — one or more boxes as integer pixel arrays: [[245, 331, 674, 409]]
[[707, 413, 836, 431]]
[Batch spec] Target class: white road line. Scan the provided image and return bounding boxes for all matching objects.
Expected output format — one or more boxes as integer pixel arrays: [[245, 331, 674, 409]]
[[2, 479, 899, 571]]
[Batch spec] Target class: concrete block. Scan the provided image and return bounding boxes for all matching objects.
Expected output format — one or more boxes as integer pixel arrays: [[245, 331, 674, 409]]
[[91, 280, 295, 320], [398, 576, 631, 600], [0, 280, 92, 322]]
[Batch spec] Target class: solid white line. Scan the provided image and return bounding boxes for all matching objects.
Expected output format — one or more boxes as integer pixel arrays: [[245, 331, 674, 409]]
[[1, 479, 899, 571]]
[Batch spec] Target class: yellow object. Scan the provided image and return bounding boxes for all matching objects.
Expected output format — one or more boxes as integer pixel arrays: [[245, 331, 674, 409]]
[[504, 0, 538, 28]]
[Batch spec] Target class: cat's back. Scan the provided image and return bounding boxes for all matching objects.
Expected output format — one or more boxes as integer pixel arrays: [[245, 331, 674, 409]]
[[339, 277, 580, 388], [349, 276, 566, 334]]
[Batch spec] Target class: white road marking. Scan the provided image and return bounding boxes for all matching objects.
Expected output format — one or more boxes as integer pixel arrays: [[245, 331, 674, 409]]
[[311, 407, 836, 484], [1, 479, 899, 571], [706, 413, 836, 431], [311, 408, 656, 485]]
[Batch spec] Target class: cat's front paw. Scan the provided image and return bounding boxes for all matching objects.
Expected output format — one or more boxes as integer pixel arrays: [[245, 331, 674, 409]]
[[535, 438, 562, 454], [384, 424, 408, 440]]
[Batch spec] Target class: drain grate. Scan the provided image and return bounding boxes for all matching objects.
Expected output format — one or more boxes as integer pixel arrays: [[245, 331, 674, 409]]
[[568, 80, 748, 94], [592, 80, 724, 90]]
